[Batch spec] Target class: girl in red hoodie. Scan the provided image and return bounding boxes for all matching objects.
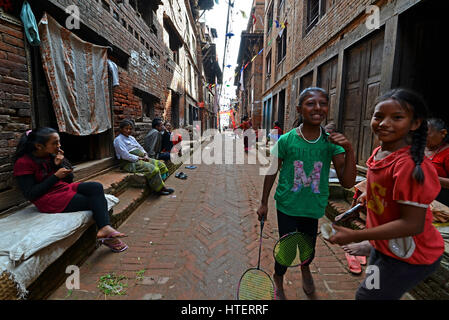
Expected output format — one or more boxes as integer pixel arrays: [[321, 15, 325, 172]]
[[329, 88, 444, 299]]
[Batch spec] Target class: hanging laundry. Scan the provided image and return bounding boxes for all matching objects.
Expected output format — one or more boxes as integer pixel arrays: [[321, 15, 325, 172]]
[[20, 1, 40, 46]]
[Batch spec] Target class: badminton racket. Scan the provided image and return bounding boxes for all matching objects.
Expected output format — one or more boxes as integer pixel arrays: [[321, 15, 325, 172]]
[[237, 218, 275, 300], [273, 230, 315, 267], [321, 204, 364, 240], [334, 203, 362, 224]]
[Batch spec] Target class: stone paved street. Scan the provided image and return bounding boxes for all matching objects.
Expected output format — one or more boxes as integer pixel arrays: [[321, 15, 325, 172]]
[[49, 132, 382, 300]]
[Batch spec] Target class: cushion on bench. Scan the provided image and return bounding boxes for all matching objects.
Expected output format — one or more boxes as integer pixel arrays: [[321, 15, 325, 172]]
[[0, 194, 119, 298]]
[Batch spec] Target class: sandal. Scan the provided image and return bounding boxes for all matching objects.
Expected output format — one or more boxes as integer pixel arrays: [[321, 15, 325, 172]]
[[175, 172, 188, 179], [356, 255, 367, 266], [99, 238, 128, 253], [345, 253, 362, 274], [157, 187, 175, 195], [97, 231, 127, 241]]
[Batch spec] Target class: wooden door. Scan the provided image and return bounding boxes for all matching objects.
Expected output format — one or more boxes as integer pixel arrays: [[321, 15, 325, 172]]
[[342, 31, 384, 165], [318, 56, 338, 124]]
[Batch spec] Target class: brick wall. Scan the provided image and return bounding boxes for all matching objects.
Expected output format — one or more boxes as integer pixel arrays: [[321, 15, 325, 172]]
[[292, 0, 378, 66], [262, 0, 386, 131], [0, 13, 31, 192], [45, 0, 199, 129]]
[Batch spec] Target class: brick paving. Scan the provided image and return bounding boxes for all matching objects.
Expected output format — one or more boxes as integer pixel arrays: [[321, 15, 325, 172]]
[[49, 132, 374, 300]]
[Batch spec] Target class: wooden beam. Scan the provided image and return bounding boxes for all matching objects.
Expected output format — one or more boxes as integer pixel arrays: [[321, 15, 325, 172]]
[[380, 15, 399, 94]]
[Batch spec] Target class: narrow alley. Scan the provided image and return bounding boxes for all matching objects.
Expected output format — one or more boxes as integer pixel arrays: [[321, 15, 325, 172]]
[[49, 132, 374, 300]]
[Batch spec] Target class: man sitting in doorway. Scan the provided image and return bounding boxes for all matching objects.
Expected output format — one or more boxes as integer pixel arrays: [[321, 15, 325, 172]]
[[144, 118, 171, 161]]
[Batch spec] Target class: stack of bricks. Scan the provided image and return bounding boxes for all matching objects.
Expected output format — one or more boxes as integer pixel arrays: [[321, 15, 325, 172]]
[[0, 14, 31, 192]]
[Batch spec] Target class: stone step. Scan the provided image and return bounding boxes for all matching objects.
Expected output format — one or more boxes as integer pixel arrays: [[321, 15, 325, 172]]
[[110, 187, 148, 228], [84, 169, 130, 196]]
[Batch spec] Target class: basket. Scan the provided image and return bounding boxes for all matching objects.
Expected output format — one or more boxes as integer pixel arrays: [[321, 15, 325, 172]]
[[0, 271, 20, 300]]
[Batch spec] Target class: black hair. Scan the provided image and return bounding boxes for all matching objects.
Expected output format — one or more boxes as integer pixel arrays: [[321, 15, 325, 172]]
[[152, 117, 163, 128], [242, 115, 249, 122], [428, 118, 449, 144], [119, 118, 135, 129], [375, 88, 429, 184], [14, 127, 58, 163], [274, 121, 280, 127], [297, 87, 330, 141]]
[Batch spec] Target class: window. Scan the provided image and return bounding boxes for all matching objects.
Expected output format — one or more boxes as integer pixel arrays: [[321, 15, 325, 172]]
[[266, 50, 272, 77], [113, 11, 120, 21], [102, 0, 110, 12], [129, 0, 137, 9], [164, 17, 183, 65], [277, 27, 287, 63], [129, 0, 158, 36], [134, 88, 159, 119], [173, 50, 179, 65], [306, 0, 326, 32], [267, 2, 274, 34], [188, 62, 192, 94]]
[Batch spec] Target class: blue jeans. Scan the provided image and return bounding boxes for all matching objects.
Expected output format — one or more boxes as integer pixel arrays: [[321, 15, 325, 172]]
[[356, 248, 442, 300], [158, 152, 171, 161]]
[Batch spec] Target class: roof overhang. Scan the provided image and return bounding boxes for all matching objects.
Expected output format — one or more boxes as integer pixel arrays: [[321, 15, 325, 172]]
[[236, 32, 264, 66]]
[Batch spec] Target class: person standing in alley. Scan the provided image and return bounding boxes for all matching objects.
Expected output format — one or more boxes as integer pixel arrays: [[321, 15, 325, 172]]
[[256, 87, 357, 299], [269, 121, 283, 143]]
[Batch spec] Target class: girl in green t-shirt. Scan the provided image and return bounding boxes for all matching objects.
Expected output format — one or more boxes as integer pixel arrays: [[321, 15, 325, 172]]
[[257, 87, 357, 299]]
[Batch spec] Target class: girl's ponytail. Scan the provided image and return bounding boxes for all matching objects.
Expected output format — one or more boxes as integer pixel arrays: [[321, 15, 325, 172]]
[[410, 121, 428, 184], [13, 127, 58, 163], [14, 131, 34, 163]]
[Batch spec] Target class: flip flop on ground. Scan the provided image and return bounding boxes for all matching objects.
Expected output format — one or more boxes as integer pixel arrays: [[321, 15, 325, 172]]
[[345, 253, 362, 274], [355, 255, 367, 266], [175, 172, 188, 179]]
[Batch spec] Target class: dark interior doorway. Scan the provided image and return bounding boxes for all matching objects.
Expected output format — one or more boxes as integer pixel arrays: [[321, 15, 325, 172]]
[[397, 0, 447, 123]]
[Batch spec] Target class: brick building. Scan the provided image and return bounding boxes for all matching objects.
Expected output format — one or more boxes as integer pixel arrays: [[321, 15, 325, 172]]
[[234, 0, 265, 130], [261, 0, 446, 166], [0, 0, 220, 215]]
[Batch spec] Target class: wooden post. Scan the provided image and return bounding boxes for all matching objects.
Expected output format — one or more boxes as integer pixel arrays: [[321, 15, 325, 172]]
[[380, 15, 399, 94], [335, 48, 345, 131]]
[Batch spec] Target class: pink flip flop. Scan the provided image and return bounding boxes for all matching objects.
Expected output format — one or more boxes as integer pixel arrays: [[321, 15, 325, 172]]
[[99, 238, 128, 253], [356, 255, 367, 266], [345, 253, 362, 275]]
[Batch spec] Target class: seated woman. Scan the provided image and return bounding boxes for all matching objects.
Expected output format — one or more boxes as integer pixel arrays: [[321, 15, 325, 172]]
[[13, 127, 128, 253], [425, 118, 449, 206], [113, 119, 174, 195]]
